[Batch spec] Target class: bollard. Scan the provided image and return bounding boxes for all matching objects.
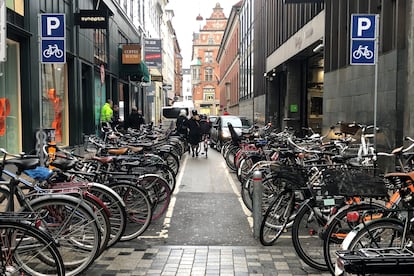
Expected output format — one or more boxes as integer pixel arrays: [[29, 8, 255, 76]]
[[252, 170, 263, 239]]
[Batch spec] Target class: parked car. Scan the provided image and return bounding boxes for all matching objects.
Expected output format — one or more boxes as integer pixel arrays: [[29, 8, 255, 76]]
[[210, 115, 251, 151]]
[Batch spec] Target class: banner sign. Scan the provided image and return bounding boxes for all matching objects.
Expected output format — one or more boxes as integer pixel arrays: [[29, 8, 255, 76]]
[[144, 38, 162, 68], [40, 14, 66, 63], [74, 10, 108, 29], [121, 44, 141, 64]]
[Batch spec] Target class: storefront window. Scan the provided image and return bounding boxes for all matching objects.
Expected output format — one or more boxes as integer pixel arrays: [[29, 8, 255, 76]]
[[0, 40, 21, 153], [41, 64, 68, 145]]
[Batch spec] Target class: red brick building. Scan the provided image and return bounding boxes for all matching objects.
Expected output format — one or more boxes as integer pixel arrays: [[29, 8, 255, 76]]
[[191, 3, 228, 115], [217, 1, 242, 116]]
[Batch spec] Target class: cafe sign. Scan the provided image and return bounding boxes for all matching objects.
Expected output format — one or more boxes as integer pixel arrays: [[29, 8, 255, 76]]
[[121, 44, 141, 64]]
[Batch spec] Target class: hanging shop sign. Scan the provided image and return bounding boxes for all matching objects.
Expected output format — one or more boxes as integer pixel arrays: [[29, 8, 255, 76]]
[[144, 38, 162, 68], [74, 10, 108, 29], [121, 44, 141, 64]]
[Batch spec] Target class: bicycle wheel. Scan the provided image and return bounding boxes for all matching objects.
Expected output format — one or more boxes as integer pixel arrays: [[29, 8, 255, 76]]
[[21, 194, 101, 276], [136, 174, 171, 221], [260, 189, 294, 246], [291, 199, 328, 271], [157, 150, 180, 176], [348, 218, 405, 251], [87, 182, 127, 248], [0, 219, 65, 276], [108, 181, 152, 241], [204, 138, 208, 158], [82, 192, 111, 255], [224, 145, 239, 171], [323, 202, 384, 274]]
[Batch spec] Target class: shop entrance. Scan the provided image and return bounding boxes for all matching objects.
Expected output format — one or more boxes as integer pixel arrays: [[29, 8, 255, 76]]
[[307, 55, 324, 134]]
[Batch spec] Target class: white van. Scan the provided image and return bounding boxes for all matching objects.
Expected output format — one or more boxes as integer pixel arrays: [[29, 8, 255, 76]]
[[161, 101, 194, 130]]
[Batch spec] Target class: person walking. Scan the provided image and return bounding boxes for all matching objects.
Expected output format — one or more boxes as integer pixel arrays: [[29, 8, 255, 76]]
[[125, 106, 145, 130], [186, 110, 202, 157], [176, 109, 189, 138], [100, 99, 113, 130], [111, 104, 121, 129]]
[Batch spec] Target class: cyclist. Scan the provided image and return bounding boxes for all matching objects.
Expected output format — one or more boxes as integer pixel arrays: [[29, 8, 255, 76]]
[[199, 114, 211, 138], [199, 114, 212, 157], [186, 110, 202, 157]]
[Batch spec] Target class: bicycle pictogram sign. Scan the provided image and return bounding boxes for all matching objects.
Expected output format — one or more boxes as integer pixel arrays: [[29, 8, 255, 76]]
[[40, 14, 66, 63], [350, 14, 377, 65]]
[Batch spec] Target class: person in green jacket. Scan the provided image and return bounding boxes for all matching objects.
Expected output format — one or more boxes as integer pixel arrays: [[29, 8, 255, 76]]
[[100, 99, 113, 129]]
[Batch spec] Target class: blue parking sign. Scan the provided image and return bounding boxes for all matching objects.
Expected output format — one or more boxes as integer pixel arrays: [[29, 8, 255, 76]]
[[350, 14, 377, 65], [351, 15, 376, 39], [40, 13, 65, 63]]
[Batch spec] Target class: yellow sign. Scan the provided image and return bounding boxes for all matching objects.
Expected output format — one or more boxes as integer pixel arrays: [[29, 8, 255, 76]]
[[122, 44, 141, 64]]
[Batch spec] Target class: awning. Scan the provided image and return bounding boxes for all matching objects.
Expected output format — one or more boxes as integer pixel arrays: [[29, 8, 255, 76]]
[[119, 61, 150, 82]]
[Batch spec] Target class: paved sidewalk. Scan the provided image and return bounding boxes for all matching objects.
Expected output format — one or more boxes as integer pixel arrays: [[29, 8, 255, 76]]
[[88, 244, 331, 276]]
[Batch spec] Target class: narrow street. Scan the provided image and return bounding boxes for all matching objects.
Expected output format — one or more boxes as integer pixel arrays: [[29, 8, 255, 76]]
[[87, 149, 330, 275]]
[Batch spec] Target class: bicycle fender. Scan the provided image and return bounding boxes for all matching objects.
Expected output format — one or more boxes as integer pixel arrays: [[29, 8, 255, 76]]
[[22, 193, 95, 217], [88, 182, 126, 208]]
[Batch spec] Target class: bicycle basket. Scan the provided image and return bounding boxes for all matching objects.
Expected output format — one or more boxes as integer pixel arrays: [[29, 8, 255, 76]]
[[340, 122, 361, 135], [323, 168, 388, 197], [270, 163, 308, 190]]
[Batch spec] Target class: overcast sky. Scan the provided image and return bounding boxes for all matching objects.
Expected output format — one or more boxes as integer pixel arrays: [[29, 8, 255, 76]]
[[166, 0, 237, 68]]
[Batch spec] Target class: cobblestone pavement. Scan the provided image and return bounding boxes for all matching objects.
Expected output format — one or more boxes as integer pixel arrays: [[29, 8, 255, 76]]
[[88, 244, 331, 276]]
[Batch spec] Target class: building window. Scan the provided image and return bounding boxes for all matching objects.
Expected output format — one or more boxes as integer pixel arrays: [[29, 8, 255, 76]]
[[94, 29, 107, 64], [208, 36, 214, 45], [6, 0, 24, 15], [205, 51, 213, 63], [0, 40, 22, 153], [41, 63, 68, 145], [203, 87, 215, 101], [204, 67, 213, 82]]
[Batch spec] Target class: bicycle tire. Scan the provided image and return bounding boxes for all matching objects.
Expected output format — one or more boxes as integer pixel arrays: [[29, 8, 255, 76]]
[[87, 182, 127, 248], [291, 199, 328, 271], [348, 218, 405, 251], [323, 202, 384, 274], [20, 194, 101, 276], [0, 219, 65, 276], [157, 150, 180, 176], [82, 192, 111, 255], [260, 189, 294, 246], [224, 145, 239, 171], [108, 181, 153, 241], [136, 174, 171, 221], [0, 183, 11, 212]]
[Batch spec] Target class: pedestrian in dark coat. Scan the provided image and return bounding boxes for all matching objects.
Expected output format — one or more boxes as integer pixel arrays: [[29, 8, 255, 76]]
[[176, 109, 189, 137], [186, 110, 202, 156], [126, 106, 145, 130]]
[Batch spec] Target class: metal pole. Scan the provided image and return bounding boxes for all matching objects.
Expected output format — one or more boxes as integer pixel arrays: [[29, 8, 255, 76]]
[[38, 14, 44, 165], [252, 170, 263, 239], [373, 15, 379, 149]]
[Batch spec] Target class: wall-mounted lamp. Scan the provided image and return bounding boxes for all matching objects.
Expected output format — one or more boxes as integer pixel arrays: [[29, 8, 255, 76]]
[[272, 72, 276, 77], [263, 72, 267, 77], [313, 43, 324, 53]]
